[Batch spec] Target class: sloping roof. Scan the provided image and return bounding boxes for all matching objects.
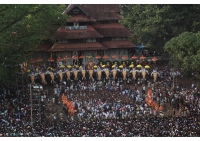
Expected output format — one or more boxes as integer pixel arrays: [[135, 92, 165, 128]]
[[64, 4, 88, 16], [36, 43, 53, 51], [79, 4, 122, 21], [65, 4, 122, 21], [49, 42, 108, 52], [67, 15, 96, 22], [79, 4, 121, 13], [56, 25, 103, 39], [91, 23, 133, 37], [101, 40, 137, 48]]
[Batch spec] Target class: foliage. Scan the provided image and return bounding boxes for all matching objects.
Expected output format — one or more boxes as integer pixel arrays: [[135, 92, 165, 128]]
[[0, 4, 67, 87], [121, 4, 200, 50], [164, 31, 200, 84]]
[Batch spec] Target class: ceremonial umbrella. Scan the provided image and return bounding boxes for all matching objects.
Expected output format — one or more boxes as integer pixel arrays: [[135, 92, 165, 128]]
[[131, 55, 138, 59], [57, 57, 63, 62], [29, 59, 35, 63], [48, 57, 54, 62], [145, 65, 150, 69], [136, 64, 142, 68], [72, 55, 78, 59], [152, 57, 158, 62], [140, 55, 146, 59], [112, 54, 118, 59], [94, 65, 97, 69], [86, 54, 92, 58], [103, 55, 109, 59], [59, 65, 65, 69], [79, 55, 85, 59], [36, 57, 43, 62], [122, 55, 128, 60], [63, 56, 70, 60], [95, 55, 101, 59]]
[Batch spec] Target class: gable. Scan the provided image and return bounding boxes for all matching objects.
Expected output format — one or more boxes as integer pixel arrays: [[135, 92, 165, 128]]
[[66, 4, 88, 16]]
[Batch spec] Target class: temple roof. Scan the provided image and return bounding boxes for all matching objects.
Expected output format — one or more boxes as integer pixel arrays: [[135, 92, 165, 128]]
[[49, 42, 108, 52], [101, 40, 137, 48], [64, 4, 122, 21], [91, 23, 133, 37], [67, 15, 96, 22], [56, 25, 103, 39], [36, 43, 53, 51]]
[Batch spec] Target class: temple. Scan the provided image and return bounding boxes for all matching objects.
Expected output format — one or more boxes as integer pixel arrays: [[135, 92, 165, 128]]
[[31, 4, 136, 68]]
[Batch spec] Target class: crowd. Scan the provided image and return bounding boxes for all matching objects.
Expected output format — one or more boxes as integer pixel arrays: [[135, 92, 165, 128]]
[[0, 64, 200, 137]]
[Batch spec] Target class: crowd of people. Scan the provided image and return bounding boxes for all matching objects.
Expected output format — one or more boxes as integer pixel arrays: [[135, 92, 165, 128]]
[[0, 64, 200, 137]]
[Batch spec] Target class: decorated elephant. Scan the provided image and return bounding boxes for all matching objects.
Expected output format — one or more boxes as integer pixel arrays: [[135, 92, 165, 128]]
[[57, 70, 64, 82], [65, 69, 71, 80], [95, 68, 103, 81], [151, 70, 160, 82], [73, 69, 80, 80], [29, 73, 38, 84], [121, 68, 129, 80], [88, 70, 94, 80], [103, 67, 110, 80], [39, 72, 47, 84], [140, 68, 149, 84]]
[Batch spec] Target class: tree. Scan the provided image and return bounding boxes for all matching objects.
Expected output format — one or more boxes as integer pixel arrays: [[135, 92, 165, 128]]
[[120, 4, 200, 50], [164, 31, 200, 86], [0, 4, 68, 87]]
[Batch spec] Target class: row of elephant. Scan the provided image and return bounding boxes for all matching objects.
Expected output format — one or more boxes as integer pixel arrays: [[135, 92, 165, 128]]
[[28, 68, 160, 85]]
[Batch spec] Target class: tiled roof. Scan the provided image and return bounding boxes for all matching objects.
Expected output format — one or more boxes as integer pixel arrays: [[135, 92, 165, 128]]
[[91, 23, 133, 37], [79, 4, 121, 13], [67, 15, 96, 22], [64, 4, 122, 21], [101, 40, 137, 48], [49, 42, 108, 52], [36, 43, 53, 51], [56, 25, 103, 39]]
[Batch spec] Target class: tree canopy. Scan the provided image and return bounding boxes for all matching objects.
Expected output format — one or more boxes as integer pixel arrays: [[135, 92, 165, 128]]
[[0, 4, 67, 86], [164, 31, 200, 79], [121, 4, 200, 50]]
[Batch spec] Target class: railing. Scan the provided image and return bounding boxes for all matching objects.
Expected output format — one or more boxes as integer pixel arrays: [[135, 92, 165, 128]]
[[66, 26, 87, 30]]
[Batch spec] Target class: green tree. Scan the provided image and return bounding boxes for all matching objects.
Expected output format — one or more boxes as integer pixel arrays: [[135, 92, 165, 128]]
[[121, 4, 200, 50], [0, 4, 67, 86], [164, 31, 200, 86]]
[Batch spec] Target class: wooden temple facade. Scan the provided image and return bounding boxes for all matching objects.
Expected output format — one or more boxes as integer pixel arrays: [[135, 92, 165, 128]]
[[31, 4, 136, 68]]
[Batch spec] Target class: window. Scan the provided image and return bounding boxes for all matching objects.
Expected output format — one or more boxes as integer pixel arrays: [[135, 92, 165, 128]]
[[74, 22, 79, 27], [86, 38, 96, 43]]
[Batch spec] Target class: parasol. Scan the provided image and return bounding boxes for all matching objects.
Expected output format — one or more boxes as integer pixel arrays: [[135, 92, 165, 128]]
[[112, 54, 118, 59], [95, 55, 101, 59], [152, 57, 158, 61], [59, 65, 65, 69], [48, 57, 54, 62], [103, 55, 109, 59], [131, 55, 138, 59], [79, 55, 85, 59], [36, 57, 43, 62], [140, 55, 146, 59], [63, 56, 70, 60], [57, 57, 63, 62], [72, 55, 78, 59], [136, 64, 142, 68], [29, 59, 35, 63], [145, 65, 150, 69], [122, 55, 128, 59]]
